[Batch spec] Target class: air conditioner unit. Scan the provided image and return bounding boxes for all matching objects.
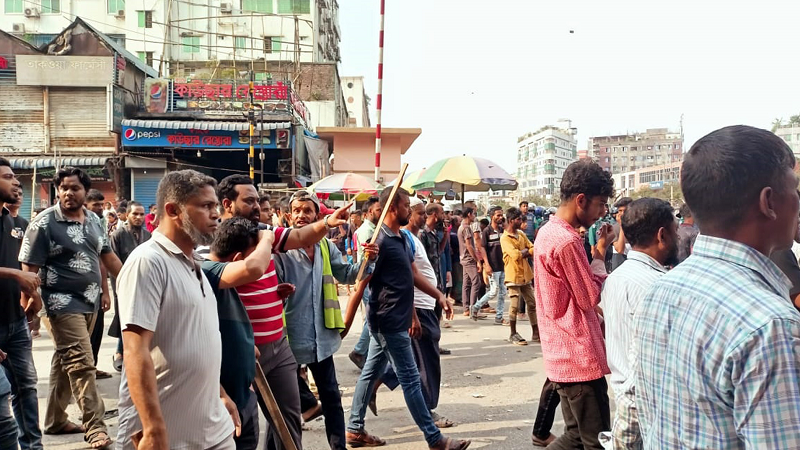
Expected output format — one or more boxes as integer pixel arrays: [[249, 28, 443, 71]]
[[220, 2, 232, 13], [114, 9, 125, 17], [23, 7, 40, 18], [11, 23, 24, 33]]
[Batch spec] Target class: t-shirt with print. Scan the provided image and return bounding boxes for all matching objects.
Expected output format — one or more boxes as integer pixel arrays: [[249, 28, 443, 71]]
[[481, 224, 505, 272], [368, 225, 416, 333], [19, 204, 111, 316], [202, 260, 256, 412], [235, 225, 291, 345], [11, 215, 27, 257], [458, 223, 476, 265]]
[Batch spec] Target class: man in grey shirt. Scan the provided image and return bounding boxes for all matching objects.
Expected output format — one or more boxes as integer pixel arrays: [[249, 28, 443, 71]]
[[19, 167, 123, 448]]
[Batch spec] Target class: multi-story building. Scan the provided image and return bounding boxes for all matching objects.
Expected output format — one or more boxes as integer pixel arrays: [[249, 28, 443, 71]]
[[611, 162, 682, 198], [341, 76, 370, 127], [516, 125, 578, 198], [774, 124, 800, 159], [0, 0, 340, 75], [589, 128, 683, 174]]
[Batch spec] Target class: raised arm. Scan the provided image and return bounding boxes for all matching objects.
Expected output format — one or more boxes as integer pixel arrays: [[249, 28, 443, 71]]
[[284, 203, 352, 251], [217, 230, 275, 289]]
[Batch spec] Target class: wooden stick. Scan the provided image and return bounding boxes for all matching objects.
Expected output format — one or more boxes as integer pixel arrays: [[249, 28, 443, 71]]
[[355, 163, 409, 282], [253, 362, 299, 450]]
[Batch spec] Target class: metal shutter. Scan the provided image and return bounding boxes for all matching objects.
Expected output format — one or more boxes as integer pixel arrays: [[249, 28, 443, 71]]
[[49, 88, 114, 153], [18, 175, 32, 221], [132, 169, 163, 208]]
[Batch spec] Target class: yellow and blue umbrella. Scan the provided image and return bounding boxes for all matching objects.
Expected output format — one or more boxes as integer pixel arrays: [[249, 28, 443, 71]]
[[410, 156, 518, 194]]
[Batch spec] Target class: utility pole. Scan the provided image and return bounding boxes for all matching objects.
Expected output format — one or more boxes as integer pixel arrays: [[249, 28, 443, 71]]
[[248, 71, 255, 181]]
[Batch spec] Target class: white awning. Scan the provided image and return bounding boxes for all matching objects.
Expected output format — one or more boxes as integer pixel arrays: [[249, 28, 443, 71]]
[[121, 119, 292, 131]]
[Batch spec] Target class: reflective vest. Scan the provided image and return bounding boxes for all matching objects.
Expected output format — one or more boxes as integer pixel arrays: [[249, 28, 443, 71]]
[[319, 239, 345, 330]]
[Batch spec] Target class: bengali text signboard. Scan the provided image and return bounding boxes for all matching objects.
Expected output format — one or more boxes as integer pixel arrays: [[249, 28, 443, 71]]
[[16, 55, 114, 87], [121, 125, 284, 149]]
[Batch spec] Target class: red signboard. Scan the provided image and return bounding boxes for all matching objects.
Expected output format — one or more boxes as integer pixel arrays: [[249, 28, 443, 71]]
[[173, 80, 288, 102]]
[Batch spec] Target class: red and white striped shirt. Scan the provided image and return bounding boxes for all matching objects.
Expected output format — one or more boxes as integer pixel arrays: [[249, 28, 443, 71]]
[[236, 226, 291, 345]]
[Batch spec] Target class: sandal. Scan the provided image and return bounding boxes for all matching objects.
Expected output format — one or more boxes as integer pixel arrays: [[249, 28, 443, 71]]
[[429, 437, 471, 450], [510, 333, 528, 346], [346, 430, 386, 447], [431, 412, 455, 428], [86, 430, 113, 449], [45, 421, 85, 435]]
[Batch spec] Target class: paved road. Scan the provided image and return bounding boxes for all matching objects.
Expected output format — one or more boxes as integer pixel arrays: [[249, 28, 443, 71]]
[[35, 298, 584, 450]]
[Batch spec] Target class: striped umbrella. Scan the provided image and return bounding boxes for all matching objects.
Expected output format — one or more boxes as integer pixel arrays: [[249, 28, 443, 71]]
[[308, 172, 380, 201], [410, 156, 518, 194], [386, 168, 427, 194]]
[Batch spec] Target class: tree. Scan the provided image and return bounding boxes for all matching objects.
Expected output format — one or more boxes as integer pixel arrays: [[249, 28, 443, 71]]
[[630, 182, 684, 206], [772, 118, 785, 133]]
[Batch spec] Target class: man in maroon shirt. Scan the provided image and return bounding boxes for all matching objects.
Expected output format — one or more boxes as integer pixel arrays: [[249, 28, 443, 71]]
[[533, 160, 614, 450]]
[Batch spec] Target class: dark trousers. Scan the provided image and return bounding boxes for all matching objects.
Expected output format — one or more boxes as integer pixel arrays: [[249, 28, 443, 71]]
[[90, 308, 104, 366], [258, 337, 303, 450], [307, 356, 346, 450], [461, 262, 480, 312], [235, 391, 260, 450], [382, 308, 441, 410], [548, 377, 611, 450], [532, 378, 559, 440], [297, 368, 318, 413]]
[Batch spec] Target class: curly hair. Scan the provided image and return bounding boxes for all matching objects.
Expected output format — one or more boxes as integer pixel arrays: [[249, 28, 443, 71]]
[[559, 160, 614, 202]]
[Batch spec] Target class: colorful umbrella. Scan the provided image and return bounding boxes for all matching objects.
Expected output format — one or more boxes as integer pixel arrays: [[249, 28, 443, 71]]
[[308, 172, 380, 201], [410, 156, 518, 193], [386, 168, 427, 194]]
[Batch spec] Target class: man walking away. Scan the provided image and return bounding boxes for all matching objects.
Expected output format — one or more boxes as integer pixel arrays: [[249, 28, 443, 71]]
[[675, 203, 698, 265], [345, 188, 469, 450], [601, 198, 678, 449], [108, 202, 151, 372], [533, 160, 614, 450], [458, 208, 480, 317], [116, 170, 239, 450], [473, 206, 507, 324], [85, 189, 113, 379], [204, 217, 276, 450], [501, 208, 538, 345], [20, 167, 124, 449], [0, 157, 44, 450], [634, 125, 800, 449]]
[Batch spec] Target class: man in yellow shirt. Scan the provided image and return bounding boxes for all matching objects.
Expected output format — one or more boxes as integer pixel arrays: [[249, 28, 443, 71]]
[[500, 207, 538, 346]]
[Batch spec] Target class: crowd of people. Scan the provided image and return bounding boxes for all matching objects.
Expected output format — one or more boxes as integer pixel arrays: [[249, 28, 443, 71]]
[[1, 123, 800, 450]]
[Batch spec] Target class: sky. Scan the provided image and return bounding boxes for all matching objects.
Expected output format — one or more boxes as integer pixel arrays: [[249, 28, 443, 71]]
[[338, 0, 800, 175]]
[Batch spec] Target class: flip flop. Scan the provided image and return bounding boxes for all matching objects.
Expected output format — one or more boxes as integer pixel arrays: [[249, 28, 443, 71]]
[[45, 421, 85, 435], [86, 431, 113, 449]]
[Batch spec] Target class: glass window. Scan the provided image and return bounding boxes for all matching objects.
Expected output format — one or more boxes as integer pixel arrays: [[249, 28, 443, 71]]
[[235, 36, 246, 50], [5, 0, 23, 13], [41, 0, 59, 12], [182, 36, 200, 53], [278, 0, 309, 14], [138, 10, 152, 28], [242, 0, 272, 13], [137, 51, 154, 67], [786, 135, 793, 142], [107, 0, 124, 13]]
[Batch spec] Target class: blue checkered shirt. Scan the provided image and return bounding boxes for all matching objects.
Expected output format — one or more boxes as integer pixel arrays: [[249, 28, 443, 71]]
[[634, 235, 800, 449]]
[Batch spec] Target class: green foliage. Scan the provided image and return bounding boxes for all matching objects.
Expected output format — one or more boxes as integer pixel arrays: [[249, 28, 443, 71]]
[[630, 182, 684, 206]]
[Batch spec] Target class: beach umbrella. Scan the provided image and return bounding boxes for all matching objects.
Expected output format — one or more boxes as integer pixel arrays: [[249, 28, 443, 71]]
[[308, 172, 380, 201], [410, 156, 517, 204]]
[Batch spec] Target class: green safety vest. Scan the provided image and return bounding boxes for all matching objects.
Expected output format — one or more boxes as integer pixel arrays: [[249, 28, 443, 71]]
[[319, 239, 346, 330]]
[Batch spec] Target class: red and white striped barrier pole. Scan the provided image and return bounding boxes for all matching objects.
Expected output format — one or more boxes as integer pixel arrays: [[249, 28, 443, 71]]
[[374, 0, 385, 183]]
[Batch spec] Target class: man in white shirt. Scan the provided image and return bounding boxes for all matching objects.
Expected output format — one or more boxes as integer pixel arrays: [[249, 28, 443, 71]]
[[116, 170, 240, 450], [600, 198, 679, 449]]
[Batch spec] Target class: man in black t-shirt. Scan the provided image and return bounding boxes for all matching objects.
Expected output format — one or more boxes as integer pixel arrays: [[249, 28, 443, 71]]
[[0, 158, 44, 450], [472, 206, 508, 324]]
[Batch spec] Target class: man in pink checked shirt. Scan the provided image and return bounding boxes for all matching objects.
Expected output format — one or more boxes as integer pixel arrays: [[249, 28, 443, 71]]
[[533, 160, 615, 450]]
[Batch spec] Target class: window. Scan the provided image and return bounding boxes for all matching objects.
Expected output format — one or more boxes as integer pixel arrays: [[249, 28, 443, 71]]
[[137, 51, 154, 67], [263, 36, 280, 53], [242, 0, 271, 13], [182, 36, 200, 53], [107, 0, 124, 13], [278, 0, 309, 14], [138, 10, 152, 28], [5, 0, 23, 12], [235, 36, 247, 50], [787, 135, 793, 142], [40, 0, 59, 12]]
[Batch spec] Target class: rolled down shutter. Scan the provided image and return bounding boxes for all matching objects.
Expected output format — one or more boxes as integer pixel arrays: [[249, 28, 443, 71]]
[[18, 176, 32, 221], [132, 169, 163, 208], [49, 88, 114, 153]]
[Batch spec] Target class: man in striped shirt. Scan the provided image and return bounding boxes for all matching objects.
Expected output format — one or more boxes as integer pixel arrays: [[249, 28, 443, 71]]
[[600, 198, 678, 450], [634, 125, 800, 449], [215, 175, 353, 450]]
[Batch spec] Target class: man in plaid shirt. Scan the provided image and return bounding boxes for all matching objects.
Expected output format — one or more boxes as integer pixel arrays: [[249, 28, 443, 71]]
[[634, 125, 800, 449]]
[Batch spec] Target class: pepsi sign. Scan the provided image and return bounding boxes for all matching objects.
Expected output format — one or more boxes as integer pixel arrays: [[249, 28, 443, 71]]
[[123, 128, 162, 141]]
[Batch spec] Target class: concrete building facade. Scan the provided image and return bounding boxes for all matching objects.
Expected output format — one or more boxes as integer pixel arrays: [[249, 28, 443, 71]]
[[341, 75, 369, 127], [589, 128, 683, 174], [611, 161, 682, 198], [774, 124, 800, 159], [516, 126, 578, 198]]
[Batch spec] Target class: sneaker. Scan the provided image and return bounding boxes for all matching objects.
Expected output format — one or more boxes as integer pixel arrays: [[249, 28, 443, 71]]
[[510, 333, 527, 346]]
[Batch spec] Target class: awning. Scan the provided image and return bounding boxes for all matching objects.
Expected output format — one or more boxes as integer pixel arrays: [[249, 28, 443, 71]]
[[10, 157, 110, 170], [122, 119, 292, 131]]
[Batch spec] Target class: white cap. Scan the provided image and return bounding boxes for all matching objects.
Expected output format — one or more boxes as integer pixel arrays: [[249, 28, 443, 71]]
[[409, 196, 424, 208]]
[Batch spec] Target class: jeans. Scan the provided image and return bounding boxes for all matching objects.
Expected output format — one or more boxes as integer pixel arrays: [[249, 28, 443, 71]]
[[0, 317, 43, 450], [348, 330, 443, 447], [473, 272, 506, 319], [307, 356, 346, 450], [548, 377, 611, 450], [0, 368, 18, 450], [353, 287, 371, 356]]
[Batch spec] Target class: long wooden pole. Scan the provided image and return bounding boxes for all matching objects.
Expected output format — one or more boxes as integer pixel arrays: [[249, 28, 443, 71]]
[[356, 163, 408, 282], [253, 362, 299, 450]]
